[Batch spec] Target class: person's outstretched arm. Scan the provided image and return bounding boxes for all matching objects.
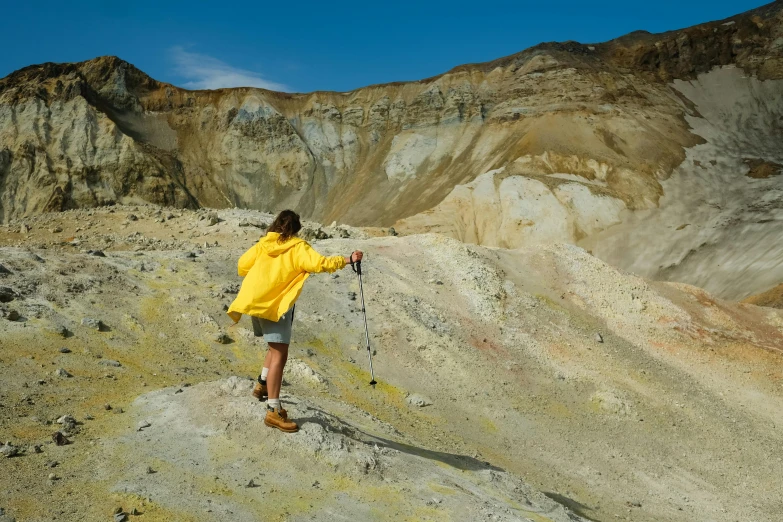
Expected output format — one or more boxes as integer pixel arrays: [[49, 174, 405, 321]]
[[295, 243, 363, 274]]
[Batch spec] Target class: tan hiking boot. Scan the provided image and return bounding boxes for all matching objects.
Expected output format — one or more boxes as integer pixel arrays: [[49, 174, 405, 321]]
[[253, 384, 288, 419], [264, 407, 298, 433], [252, 382, 267, 401]]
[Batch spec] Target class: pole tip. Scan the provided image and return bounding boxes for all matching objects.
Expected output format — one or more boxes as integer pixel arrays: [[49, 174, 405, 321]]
[[369, 380, 377, 387]]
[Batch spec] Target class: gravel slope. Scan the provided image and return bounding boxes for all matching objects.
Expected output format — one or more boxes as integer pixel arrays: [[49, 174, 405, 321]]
[[1, 207, 782, 521]]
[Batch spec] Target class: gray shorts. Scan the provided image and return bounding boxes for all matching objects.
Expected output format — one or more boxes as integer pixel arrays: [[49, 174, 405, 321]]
[[251, 306, 294, 345]]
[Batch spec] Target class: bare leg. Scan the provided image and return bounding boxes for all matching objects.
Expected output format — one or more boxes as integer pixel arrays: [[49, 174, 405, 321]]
[[266, 342, 289, 401], [262, 349, 272, 376]]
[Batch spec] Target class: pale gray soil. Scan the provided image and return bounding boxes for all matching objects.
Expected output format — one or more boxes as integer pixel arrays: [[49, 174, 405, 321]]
[[1, 207, 782, 521]]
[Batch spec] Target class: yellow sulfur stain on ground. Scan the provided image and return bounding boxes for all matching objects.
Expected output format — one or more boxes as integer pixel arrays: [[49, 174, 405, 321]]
[[429, 482, 459, 496], [480, 416, 498, 433], [546, 401, 573, 418], [111, 494, 200, 522], [405, 506, 450, 521]]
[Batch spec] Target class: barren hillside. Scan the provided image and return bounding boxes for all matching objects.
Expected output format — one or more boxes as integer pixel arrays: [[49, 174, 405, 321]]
[[1, 208, 782, 521]]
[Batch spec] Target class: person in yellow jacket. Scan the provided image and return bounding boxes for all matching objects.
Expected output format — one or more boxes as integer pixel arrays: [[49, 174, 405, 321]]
[[227, 209, 363, 433]]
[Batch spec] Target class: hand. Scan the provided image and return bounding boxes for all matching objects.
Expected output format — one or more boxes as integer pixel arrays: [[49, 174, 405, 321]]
[[345, 250, 363, 264]]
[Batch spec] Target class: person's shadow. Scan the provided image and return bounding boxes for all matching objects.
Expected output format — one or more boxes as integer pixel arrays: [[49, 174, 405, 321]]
[[293, 403, 504, 473]]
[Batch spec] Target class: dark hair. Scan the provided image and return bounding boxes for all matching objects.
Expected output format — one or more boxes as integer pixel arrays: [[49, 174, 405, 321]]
[[268, 210, 302, 243]]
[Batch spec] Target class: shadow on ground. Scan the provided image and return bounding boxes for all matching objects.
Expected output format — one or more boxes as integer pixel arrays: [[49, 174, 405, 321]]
[[296, 404, 504, 473], [544, 492, 601, 522]]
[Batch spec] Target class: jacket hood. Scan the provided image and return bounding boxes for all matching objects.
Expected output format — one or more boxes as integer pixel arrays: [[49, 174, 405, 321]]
[[259, 232, 305, 257]]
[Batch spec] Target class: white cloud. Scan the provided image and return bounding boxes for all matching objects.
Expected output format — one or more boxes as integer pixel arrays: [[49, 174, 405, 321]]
[[169, 46, 288, 91]]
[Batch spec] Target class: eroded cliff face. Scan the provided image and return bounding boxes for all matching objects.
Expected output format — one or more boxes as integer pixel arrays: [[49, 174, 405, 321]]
[[1, 3, 782, 299], [5, 2, 780, 229]]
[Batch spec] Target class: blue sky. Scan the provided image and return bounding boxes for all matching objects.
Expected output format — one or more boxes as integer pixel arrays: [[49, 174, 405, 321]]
[[0, 1, 768, 93]]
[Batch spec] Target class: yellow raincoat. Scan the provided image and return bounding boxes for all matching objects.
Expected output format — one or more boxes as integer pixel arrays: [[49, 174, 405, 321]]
[[227, 232, 346, 322]]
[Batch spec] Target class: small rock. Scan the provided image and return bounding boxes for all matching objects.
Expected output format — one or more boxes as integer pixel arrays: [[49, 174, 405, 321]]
[[0, 443, 19, 458], [131, 508, 140, 516], [56, 415, 77, 431], [245, 479, 256, 488], [80, 317, 103, 331], [0, 286, 17, 303], [195, 356, 208, 363], [347, 292, 357, 301], [206, 212, 220, 226], [46, 325, 68, 337], [50, 226, 63, 233], [19, 223, 30, 234], [52, 432, 69, 446], [214, 333, 231, 344], [114, 513, 127, 522], [388, 227, 398, 236], [0, 263, 11, 275], [103, 403, 112, 410], [137, 420, 151, 430], [146, 466, 155, 474], [59, 347, 71, 354], [54, 368, 72, 378], [33, 444, 43, 453], [114, 507, 123, 515], [595, 332, 604, 343], [221, 282, 240, 294], [99, 359, 122, 367], [46, 460, 58, 468], [6, 310, 19, 321], [48, 473, 57, 481], [406, 394, 433, 407], [88, 250, 106, 257], [127, 214, 138, 221]]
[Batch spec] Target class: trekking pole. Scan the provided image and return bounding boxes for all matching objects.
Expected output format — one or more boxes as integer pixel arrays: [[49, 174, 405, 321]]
[[352, 260, 377, 387]]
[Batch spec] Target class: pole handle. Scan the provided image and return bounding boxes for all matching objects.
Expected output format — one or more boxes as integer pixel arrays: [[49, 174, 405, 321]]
[[351, 259, 362, 276]]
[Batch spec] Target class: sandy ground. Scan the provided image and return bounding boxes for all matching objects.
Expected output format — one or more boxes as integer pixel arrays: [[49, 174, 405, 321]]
[[1, 206, 782, 522]]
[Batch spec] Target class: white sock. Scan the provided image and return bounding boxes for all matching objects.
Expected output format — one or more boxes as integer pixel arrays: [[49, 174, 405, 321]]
[[267, 398, 281, 411], [261, 367, 269, 381]]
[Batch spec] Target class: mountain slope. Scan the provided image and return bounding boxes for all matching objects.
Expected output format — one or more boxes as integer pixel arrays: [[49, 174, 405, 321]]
[[1, 208, 782, 521], [1, 2, 782, 300]]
